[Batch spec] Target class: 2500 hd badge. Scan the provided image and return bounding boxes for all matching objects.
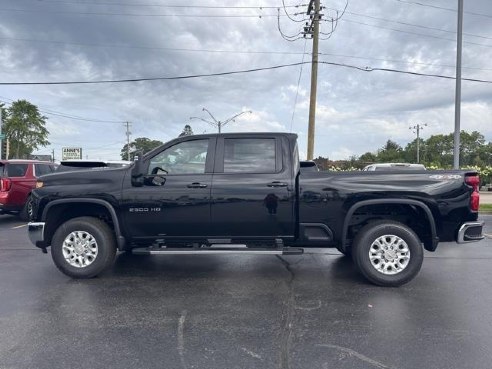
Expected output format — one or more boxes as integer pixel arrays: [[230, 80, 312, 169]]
[[129, 207, 162, 213]]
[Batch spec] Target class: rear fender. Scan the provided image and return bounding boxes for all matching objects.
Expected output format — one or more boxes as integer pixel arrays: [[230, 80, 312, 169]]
[[342, 199, 438, 252]]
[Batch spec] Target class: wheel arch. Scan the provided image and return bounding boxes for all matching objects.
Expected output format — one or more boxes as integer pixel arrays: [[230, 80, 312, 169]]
[[341, 199, 438, 252], [42, 199, 126, 250]]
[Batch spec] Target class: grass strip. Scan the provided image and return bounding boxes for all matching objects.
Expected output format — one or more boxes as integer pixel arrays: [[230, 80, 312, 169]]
[[480, 204, 492, 213]]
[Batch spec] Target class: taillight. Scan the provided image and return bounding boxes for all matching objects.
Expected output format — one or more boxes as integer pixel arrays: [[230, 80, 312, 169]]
[[465, 174, 480, 212], [0, 178, 12, 192]]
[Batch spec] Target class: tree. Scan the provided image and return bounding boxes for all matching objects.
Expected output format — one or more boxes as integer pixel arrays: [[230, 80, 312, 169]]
[[377, 140, 404, 162], [179, 124, 194, 137], [403, 138, 426, 164], [460, 130, 485, 166], [2, 100, 49, 159], [120, 137, 163, 160], [423, 133, 453, 167], [359, 152, 376, 164]]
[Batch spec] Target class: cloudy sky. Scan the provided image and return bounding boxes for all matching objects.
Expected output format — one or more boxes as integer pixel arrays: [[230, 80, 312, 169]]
[[0, 0, 491, 161]]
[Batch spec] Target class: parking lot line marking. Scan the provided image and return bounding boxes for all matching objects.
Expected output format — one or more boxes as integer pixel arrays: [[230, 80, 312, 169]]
[[485, 233, 492, 238], [12, 224, 28, 229]]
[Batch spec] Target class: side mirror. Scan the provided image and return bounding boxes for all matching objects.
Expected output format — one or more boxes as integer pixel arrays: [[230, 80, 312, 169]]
[[131, 150, 145, 187]]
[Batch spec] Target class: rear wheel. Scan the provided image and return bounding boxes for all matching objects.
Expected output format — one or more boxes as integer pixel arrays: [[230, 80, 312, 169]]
[[352, 220, 423, 287], [51, 217, 116, 278], [19, 195, 34, 221]]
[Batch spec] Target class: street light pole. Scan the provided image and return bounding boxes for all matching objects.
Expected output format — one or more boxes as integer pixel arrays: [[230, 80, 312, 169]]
[[190, 108, 252, 133], [453, 0, 464, 169]]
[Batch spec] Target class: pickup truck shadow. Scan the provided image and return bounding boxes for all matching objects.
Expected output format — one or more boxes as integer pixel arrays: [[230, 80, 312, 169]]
[[109, 252, 368, 285], [0, 214, 23, 225]]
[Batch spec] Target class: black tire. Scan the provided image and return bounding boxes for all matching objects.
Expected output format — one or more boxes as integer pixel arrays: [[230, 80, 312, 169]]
[[352, 220, 423, 287], [19, 195, 33, 221], [51, 216, 116, 278]]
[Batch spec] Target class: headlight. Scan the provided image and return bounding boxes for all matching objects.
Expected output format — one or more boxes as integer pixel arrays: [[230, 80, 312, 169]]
[[36, 181, 44, 188]]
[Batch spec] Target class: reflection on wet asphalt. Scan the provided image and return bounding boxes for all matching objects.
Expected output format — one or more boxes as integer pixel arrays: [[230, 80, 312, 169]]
[[0, 214, 491, 369]]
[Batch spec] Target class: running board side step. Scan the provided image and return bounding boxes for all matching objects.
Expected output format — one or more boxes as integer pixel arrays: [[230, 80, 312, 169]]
[[131, 247, 304, 255]]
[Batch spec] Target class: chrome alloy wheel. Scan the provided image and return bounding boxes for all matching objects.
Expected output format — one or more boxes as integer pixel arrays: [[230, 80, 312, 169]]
[[369, 235, 411, 275], [62, 231, 98, 268]]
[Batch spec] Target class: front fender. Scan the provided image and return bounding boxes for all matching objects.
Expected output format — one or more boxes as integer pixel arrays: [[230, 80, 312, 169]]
[[42, 198, 126, 250]]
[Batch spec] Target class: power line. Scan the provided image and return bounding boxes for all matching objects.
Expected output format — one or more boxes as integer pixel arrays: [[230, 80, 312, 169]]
[[0, 7, 286, 17], [1, 36, 491, 72], [334, 9, 492, 41], [317, 51, 492, 72], [0, 36, 311, 55], [337, 18, 492, 48], [385, 0, 492, 19], [0, 61, 491, 86], [9, 1, 304, 9], [0, 95, 124, 123], [290, 38, 308, 132]]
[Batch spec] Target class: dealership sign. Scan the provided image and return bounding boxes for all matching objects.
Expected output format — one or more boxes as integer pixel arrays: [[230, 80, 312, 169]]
[[62, 147, 82, 160]]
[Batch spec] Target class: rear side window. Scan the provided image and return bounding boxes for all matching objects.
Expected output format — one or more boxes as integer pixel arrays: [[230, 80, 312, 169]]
[[7, 164, 28, 177], [35, 164, 54, 176], [224, 138, 276, 173]]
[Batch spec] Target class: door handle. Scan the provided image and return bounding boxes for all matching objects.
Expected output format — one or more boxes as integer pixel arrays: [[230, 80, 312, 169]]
[[267, 181, 288, 188], [187, 182, 208, 188]]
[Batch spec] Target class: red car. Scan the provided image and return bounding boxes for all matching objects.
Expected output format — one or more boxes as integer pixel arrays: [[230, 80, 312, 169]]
[[0, 160, 56, 220]]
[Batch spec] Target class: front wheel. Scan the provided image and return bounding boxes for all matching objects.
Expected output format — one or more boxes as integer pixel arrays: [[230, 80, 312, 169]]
[[352, 220, 423, 287], [51, 217, 116, 278]]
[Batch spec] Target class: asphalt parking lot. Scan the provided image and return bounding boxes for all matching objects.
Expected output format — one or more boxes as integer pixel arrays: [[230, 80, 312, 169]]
[[0, 214, 491, 369]]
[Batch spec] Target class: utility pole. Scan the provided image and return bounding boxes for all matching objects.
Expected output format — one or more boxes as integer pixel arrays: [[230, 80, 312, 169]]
[[279, 0, 345, 160], [190, 108, 252, 133], [52, 149, 55, 162], [453, 0, 464, 169], [409, 123, 427, 164], [124, 121, 132, 161], [306, 0, 320, 160]]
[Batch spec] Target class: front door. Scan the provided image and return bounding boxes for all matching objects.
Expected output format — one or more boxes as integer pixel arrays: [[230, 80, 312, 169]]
[[123, 138, 215, 241], [210, 136, 295, 239]]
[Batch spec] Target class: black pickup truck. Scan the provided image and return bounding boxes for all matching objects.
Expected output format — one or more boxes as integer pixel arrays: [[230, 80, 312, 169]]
[[28, 133, 484, 286]]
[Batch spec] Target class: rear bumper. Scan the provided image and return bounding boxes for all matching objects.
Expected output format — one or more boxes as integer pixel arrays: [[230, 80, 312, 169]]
[[28, 222, 45, 247], [457, 221, 484, 243]]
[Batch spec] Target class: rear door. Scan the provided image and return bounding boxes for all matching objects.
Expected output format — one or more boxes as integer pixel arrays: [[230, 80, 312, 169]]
[[6, 163, 32, 207], [210, 136, 295, 239]]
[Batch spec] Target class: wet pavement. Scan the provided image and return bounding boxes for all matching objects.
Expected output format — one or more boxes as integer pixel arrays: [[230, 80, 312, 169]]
[[0, 214, 491, 369]]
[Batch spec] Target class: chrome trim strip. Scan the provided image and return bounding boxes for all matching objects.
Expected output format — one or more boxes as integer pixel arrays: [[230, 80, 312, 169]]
[[457, 221, 484, 243], [132, 248, 284, 255]]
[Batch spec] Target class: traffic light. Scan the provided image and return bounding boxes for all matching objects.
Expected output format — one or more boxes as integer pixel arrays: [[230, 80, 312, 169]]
[[1, 139, 9, 160]]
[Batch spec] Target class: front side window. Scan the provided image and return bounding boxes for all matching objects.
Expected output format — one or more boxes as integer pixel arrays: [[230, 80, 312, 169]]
[[224, 138, 276, 173], [148, 139, 209, 175]]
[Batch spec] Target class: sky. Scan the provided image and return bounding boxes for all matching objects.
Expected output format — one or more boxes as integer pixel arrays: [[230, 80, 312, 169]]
[[0, 0, 491, 161]]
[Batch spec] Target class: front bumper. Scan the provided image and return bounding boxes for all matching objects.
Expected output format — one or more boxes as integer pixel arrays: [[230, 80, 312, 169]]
[[457, 221, 484, 243], [28, 222, 45, 248]]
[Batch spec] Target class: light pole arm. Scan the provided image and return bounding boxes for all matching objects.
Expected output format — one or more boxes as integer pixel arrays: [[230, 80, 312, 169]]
[[189, 116, 217, 128], [201, 108, 219, 124], [221, 110, 252, 128]]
